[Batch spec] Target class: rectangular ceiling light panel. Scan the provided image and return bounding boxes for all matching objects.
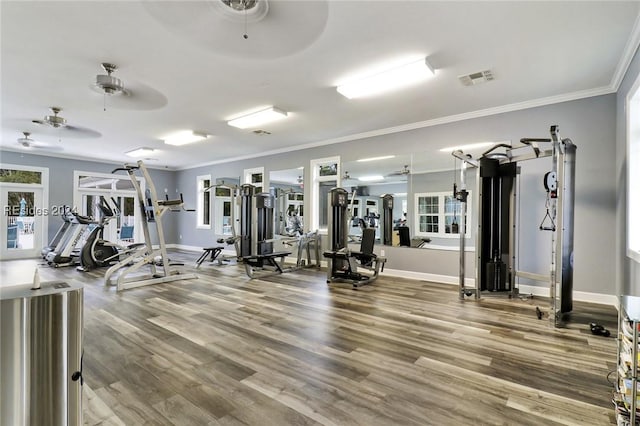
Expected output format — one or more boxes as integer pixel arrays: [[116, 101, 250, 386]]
[[126, 147, 155, 157], [358, 175, 385, 182], [357, 155, 396, 162], [438, 142, 497, 152], [227, 107, 288, 129], [337, 57, 435, 99], [164, 131, 209, 146]]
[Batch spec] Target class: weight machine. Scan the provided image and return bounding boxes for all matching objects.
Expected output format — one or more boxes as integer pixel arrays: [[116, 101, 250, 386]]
[[452, 125, 576, 326], [323, 187, 386, 288], [104, 160, 197, 291], [239, 184, 293, 278], [380, 194, 394, 246]]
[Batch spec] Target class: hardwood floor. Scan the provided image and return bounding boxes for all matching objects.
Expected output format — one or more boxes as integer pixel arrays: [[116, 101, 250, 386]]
[[1, 252, 618, 425]]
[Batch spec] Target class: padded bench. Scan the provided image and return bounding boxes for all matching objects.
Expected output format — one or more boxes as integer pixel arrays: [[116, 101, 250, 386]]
[[242, 251, 292, 278], [196, 246, 224, 268]]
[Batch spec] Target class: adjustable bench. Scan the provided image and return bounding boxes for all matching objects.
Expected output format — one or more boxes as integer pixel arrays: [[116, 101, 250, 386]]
[[195, 246, 224, 268], [242, 250, 292, 278]]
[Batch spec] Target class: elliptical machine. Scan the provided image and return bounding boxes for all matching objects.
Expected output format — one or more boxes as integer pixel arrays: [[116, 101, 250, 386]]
[[77, 197, 144, 272]]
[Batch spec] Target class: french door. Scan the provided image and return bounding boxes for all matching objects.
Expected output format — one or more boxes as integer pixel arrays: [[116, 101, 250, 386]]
[[0, 186, 45, 259]]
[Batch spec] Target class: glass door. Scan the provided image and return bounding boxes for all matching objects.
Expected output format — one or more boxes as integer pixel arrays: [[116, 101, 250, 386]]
[[0, 187, 44, 259]]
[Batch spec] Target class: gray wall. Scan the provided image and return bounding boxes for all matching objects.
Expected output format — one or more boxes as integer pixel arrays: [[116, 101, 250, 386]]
[[176, 94, 617, 296], [1, 92, 619, 297], [0, 151, 178, 244], [617, 45, 640, 296]]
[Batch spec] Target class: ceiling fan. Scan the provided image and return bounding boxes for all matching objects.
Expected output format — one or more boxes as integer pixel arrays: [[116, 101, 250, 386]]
[[16, 132, 63, 152], [386, 165, 411, 177], [90, 62, 168, 111], [342, 171, 354, 181], [30, 107, 101, 139]]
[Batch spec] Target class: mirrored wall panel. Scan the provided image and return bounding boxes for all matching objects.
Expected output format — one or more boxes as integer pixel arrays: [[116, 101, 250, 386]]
[[341, 154, 410, 245], [269, 167, 304, 237], [213, 177, 240, 236]]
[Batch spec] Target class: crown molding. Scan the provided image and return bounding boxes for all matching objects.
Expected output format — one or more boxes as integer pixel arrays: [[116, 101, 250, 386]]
[[0, 148, 177, 171], [611, 11, 640, 91]]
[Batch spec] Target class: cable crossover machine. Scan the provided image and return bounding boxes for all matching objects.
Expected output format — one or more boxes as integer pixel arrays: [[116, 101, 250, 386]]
[[104, 160, 197, 291], [452, 125, 576, 327]]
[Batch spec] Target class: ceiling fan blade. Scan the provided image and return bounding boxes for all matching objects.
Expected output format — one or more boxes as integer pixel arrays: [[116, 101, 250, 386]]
[[91, 80, 168, 111], [63, 125, 102, 139], [33, 144, 64, 152], [24, 120, 102, 139]]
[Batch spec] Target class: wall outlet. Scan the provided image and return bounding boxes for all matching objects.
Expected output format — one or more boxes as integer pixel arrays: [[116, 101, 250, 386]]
[[380, 249, 385, 257]]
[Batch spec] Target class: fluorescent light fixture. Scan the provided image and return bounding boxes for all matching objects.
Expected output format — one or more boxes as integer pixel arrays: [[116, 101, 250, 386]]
[[126, 147, 155, 157], [163, 130, 209, 146], [357, 155, 396, 162], [337, 57, 435, 99], [438, 142, 497, 152], [227, 107, 288, 129], [359, 175, 384, 182], [393, 192, 407, 197]]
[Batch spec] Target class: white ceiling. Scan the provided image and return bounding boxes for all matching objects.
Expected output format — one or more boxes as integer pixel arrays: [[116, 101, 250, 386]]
[[1, 1, 639, 170]]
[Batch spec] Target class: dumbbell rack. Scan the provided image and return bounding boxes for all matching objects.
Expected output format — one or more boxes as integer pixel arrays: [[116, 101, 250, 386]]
[[616, 295, 640, 425]]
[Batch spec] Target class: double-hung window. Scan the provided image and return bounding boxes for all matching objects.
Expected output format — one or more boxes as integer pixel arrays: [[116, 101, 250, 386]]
[[415, 191, 470, 238]]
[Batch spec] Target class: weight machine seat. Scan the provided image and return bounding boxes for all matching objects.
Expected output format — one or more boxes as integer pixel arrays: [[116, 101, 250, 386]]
[[243, 251, 292, 273], [323, 228, 386, 287], [196, 246, 224, 267], [157, 199, 183, 206]]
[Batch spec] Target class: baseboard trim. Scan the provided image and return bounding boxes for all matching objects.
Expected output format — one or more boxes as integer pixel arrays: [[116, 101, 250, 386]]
[[164, 248, 616, 306], [381, 268, 475, 286], [381, 268, 616, 306]]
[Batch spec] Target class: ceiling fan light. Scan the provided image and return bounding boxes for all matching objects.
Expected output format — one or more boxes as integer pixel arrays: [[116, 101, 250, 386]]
[[43, 114, 66, 128], [96, 74, 125, 95]]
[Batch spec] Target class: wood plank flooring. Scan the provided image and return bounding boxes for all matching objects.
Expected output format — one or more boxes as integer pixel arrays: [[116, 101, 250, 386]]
[[1, 251, 618, 425]]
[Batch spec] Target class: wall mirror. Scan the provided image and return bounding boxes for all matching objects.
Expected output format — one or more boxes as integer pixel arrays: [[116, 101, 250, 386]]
[[341, 154, 410, 246], [408, 146, 484, 249], [269, 167, 304, 237], [213, 176, 240, 236]]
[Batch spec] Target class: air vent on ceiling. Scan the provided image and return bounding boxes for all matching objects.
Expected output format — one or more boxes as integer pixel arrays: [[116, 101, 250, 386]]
[[459, 70, 494, 86], [253, 129, 271, 135]]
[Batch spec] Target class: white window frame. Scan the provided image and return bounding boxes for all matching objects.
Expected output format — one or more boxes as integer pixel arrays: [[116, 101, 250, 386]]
[[414, 191, 471, 238], [244, 167, 266, 193], [73, 170, 142, 242], [196, 174, 212, 229], [627, 71, 640, 262], [310, 156, 340, 233]]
